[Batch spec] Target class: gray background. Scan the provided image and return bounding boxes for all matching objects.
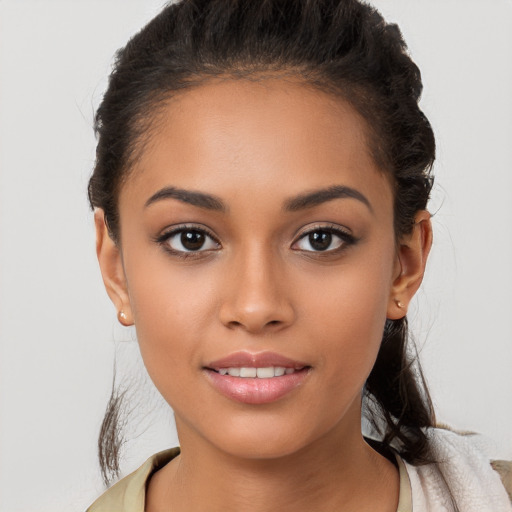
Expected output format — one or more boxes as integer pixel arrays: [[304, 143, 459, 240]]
[[1, 1, 511, 510]]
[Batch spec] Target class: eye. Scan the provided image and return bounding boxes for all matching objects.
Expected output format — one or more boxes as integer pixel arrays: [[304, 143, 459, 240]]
[[157, 226, 220, 255], [293, 226, 355, 253]]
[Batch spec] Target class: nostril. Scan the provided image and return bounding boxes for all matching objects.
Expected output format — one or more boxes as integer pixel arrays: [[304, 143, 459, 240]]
[[225, 318, 282, 331]]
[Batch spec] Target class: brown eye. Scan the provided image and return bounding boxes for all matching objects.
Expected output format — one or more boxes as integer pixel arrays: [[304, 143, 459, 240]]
[[162, 227, 220, 253], [181, 230, 206, 250], [293, 226, 355, 253], [308, 231, 332, 251]]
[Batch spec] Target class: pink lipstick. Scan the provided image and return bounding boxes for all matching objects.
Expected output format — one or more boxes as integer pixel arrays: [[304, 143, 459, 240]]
[[203, 351, 311, 405]]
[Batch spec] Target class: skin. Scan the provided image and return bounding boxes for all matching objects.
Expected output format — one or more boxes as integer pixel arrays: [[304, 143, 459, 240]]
[[95, 79, 432, 512]]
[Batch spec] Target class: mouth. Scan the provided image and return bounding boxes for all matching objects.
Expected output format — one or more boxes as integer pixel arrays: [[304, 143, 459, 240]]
[[211, 366, 305, 378], [203, 352, 311, 404]]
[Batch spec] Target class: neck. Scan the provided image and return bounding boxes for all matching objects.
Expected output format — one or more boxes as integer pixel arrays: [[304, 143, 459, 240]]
[[146, 414, 399, 512]]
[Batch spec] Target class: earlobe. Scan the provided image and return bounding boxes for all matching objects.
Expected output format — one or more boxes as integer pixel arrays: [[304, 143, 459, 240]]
[[387, 211, 433, 320], [94, 209, 134, 325]]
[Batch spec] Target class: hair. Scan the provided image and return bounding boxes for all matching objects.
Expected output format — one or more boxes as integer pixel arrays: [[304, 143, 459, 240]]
[[89, 0, 436, 486]]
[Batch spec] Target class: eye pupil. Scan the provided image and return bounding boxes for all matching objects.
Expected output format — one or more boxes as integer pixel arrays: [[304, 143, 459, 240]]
[[181, 230, 205, 250], [309, 231, 332, 251]]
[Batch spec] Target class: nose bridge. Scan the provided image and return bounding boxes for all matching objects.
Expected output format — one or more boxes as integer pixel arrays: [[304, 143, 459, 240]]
[[220, 241, 294, 332]]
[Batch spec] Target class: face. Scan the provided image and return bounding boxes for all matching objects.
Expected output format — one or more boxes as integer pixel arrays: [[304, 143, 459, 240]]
[[97, 79, 428, 460]]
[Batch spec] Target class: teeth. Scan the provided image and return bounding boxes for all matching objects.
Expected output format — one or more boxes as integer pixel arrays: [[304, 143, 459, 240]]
[[256, 367, 274, 378], [218, 366, 297, 378], [228, 367, 240, 377], [239, 367, 257, 378]]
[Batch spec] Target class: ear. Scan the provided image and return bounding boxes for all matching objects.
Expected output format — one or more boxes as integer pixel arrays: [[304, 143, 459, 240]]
[[387, 210, 433, 320], [94, 209, 134, 326]]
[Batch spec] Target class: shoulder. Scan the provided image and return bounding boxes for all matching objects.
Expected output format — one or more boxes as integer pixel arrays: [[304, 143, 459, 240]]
[[402, 427, 512, 511], [86, 447, 180, 512]]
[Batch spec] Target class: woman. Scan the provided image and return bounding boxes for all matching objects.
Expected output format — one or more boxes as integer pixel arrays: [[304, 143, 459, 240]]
[[86, 0, 512, 510]]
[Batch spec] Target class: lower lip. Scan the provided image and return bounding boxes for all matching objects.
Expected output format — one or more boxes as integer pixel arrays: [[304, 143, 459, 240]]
[[204, 368, 310, 405]]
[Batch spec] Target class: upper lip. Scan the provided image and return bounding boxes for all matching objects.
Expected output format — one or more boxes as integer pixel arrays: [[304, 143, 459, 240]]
[[205, 351, 309, 370]]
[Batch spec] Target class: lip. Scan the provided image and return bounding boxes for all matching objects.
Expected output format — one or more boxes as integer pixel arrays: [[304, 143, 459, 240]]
[[206, 351, 308, 370], [203, 351, 311, 405]]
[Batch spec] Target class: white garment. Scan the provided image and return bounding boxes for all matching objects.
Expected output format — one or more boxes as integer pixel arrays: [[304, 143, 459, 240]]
[[402, 428, 512, 511]]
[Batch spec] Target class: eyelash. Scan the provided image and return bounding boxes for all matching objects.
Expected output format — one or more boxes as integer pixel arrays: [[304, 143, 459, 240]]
[[155, 224, 221, 259], [154, 223, 357, 259], [292, 224, 357, 256]]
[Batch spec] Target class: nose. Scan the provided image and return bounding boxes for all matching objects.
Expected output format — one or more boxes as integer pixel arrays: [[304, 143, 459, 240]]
[[218, 245, 295, 334]]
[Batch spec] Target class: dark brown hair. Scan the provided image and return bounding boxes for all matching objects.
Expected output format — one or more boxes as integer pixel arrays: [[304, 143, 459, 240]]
[[89, 0, 436, 486]]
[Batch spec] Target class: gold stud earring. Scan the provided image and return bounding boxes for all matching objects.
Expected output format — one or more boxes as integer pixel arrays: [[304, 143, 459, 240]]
[[395, 299, 405, 309], [118, 310, 128, 324]]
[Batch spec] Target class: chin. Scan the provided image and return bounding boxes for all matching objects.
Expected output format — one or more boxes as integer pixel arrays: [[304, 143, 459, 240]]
[[215, 432, 312, 461], [191, 406, 353, 462]]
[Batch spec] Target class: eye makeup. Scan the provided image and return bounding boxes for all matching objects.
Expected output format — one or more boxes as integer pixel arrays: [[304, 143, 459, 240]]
[[154, 223, 221, 260], [153, 220, 359, 262]]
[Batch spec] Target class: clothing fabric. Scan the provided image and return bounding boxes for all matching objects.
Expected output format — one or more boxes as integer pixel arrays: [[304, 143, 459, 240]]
[[87, 448, 180, 512], [86, 429, 512, 512], [399, 428, 512, 511]]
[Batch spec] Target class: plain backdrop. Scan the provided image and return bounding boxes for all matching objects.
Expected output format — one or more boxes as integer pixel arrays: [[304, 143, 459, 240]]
[[1, 1, 511, 511]]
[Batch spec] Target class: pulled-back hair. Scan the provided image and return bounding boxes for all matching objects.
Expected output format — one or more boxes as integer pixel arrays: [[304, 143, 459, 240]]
[[89, 0, 436, 486]]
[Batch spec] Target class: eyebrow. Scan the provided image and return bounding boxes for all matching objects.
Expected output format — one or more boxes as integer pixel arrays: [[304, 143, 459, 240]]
[[284, 185, 373, 213], [145, 186, 226, 212], [144, 184, 372, 214]]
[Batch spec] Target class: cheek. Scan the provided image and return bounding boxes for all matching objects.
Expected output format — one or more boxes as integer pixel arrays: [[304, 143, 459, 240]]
[[123, 251, 220, 385], [299, 244, 395, 376], [306, 249, 394, 318]]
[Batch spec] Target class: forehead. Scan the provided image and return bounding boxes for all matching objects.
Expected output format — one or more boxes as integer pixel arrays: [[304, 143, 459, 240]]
[[122, 78, 393, 214]]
